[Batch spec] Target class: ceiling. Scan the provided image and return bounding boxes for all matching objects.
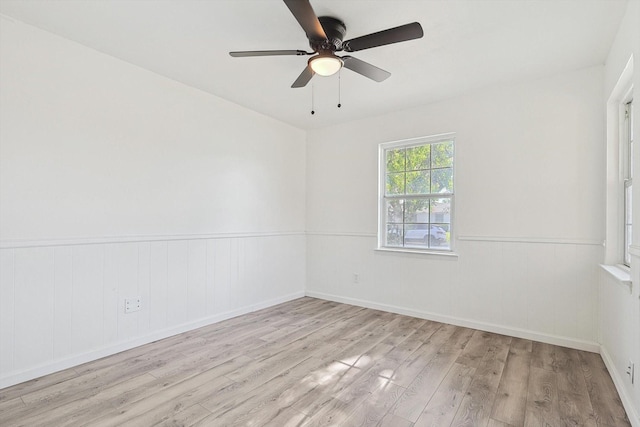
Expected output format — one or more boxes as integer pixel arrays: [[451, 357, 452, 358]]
[[0, 0, 628, 130]]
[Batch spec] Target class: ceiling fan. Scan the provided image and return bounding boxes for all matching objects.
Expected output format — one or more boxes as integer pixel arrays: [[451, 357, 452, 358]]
[[229, 0, 423, 88]]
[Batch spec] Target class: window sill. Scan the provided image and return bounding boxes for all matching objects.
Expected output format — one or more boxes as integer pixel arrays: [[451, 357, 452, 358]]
[[375, 247, 459, 258], [600, 264, 632, 293]]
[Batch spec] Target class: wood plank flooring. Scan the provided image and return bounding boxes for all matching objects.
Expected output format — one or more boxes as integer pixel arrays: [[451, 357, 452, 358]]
[[0, 297, 631, 427]]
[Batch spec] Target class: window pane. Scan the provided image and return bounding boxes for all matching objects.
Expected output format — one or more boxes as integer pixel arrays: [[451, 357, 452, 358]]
[[625, 183, 632, 224], [386, 173, 405, 195], [430, 197, 451, 224], [386, 199, 404, 223], [625, 182, 632, 266], [623, 101, 632, 266], [430, 224, 450, 249], [630, 102, 634, 145], [386, 224, 403, 246], [404, 224, 429, 248], [628, 102, 633, 179], [625, 225, 632, 265], [406, 145, 430, 171], [406, 170, 430, 194], [386, 148, 405, 173], [404, 199, 429, 223], [631, 139, 634, 180], [431, 168, 453, 193], [432, 141, 454, 168]]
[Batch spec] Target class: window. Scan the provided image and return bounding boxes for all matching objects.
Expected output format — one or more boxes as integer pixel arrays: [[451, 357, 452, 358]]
[[604, 57, 632, 269], [379, 134, 454, 252], [623, 100, 633, 266]]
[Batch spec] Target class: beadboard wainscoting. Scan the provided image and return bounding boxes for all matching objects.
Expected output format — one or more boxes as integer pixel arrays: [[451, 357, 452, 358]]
[[306, 233, 602, 352], [599, 251, 640, 426], [0, 233, 306, 388]]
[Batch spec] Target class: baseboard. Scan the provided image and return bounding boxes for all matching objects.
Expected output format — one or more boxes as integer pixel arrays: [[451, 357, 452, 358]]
[[600, 346, 640, 427], [0, 290, 305, 389], [305, 290, 601, 353]]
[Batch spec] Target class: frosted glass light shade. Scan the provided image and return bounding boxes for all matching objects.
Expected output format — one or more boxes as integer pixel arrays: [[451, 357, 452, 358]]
[[309, 55, 343, 76]]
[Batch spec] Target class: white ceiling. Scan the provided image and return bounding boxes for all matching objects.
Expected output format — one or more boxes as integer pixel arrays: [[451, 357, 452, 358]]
[[0, 0, 628, 130]]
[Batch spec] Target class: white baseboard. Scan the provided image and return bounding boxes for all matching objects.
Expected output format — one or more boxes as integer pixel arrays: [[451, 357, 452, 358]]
[[0, 291, 305, 390], [600, 346, 640, 427], [305, 290, 601, 353]]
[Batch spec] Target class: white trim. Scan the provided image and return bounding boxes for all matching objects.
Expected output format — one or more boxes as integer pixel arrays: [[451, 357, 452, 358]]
[[458, 235, 603, 246], [305, 290, 600, 353], [0, 13, 19, 23], [622, 98, 633, 266], [378, 132, 457, 150], [600, 346, 640, 427], [629, 244, 640, 257], [307, 232, 604, 247], [600, 264, 633, 293], [374, 247, 458, 258], [306, 231, 377, 238], [0, 231, 306, 249], [0, 291, 305, 389]]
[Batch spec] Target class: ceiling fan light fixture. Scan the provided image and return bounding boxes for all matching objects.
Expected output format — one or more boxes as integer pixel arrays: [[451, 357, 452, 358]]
[[309, 54, 343, 76], [231, 1, 424, 88]]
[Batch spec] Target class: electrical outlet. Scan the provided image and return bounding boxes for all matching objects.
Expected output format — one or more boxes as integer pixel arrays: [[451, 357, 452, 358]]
[[125, 297, 141, 314], [353, 273, 359, 284], [627, 360, 635, 384]]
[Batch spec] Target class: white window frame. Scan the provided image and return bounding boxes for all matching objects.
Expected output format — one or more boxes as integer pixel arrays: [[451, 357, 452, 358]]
[[622, 98, 633, 266], [603, 56, 632, 280], [378, 133, 456, 254]]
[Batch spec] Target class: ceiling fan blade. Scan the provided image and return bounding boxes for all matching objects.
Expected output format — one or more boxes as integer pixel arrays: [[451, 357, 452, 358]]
[[342, 56, 390, 82], [342, 22, 423, 52], [230, 50, 308, 57], [283, 0, 327, 41], [291, 65, 315, 88]]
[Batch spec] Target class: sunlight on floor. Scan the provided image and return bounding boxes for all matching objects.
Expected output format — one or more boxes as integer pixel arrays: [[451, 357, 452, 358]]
[[341, 354, 371, 369]]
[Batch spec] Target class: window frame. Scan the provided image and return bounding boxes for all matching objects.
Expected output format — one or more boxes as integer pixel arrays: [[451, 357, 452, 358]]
[[604, 56, 632, 270], [378, 133, 456, 254], [623, 98, 633, 266]]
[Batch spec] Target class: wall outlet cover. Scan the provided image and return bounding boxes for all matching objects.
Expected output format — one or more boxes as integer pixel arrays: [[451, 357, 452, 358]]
[[125, 297, 141, 314]]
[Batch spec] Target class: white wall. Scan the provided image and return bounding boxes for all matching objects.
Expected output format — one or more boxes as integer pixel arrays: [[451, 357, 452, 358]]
[[601, 1, 640, 424], [0, 17, 306, 387], [306, 66, 605, 351], [0, 17, 306, 241]]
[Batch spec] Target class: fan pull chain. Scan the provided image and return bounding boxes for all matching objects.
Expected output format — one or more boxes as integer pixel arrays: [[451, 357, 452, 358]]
[[311, 82, 315, 115], [338, 70, 342, 108]]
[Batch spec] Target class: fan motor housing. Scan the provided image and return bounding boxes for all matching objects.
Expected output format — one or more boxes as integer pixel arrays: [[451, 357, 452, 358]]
[[310, 16, 346, 52]]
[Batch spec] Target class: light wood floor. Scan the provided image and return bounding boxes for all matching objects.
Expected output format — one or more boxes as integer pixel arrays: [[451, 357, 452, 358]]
[[0, 297, 631, 427]]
